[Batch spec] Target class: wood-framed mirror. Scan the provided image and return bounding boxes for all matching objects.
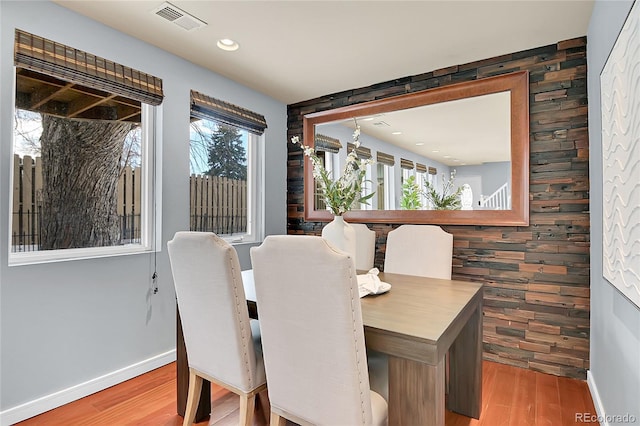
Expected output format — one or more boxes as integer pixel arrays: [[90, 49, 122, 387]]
[[302, 70, 529, 226]]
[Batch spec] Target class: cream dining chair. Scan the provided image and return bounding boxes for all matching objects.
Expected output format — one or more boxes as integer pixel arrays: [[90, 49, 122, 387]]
[[384, 224, 453, 279], [167, 231, 267, 426], [250, 235, 388, 426], [352, 223, 376, 271], [383, 224, 454, 395]]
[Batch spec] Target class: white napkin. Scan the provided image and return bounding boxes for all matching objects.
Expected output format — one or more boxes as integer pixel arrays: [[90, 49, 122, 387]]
[[357, 268, 392, 298]]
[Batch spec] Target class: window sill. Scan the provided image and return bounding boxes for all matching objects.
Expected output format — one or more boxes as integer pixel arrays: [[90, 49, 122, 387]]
[[8, 245, 154, 267]]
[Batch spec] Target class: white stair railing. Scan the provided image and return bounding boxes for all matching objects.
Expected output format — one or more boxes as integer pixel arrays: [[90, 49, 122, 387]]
[[480, 182, 510, 210]]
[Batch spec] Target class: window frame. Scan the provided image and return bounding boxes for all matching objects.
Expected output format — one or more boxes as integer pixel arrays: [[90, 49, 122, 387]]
[[415, 170, 428, 210], [222, 131, 265, 245], [360, 162, 373, 210], [8, 101, 160, 266], [188, 117, 265, 245]]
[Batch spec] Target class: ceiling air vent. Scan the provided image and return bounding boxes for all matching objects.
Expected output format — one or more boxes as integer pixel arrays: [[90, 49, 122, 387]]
[[372, 121, 390, 127], [152, 2, 207, 31]]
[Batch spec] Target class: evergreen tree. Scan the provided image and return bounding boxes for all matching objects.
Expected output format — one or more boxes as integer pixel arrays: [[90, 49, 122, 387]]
[[206, 124, 247, 180]]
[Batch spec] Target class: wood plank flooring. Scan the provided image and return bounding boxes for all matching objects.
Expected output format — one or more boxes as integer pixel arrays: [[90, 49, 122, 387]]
[[17, 361, 597, 426]]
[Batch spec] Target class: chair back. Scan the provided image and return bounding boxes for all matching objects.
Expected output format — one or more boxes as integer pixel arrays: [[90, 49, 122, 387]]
[[251, 235, 377, 425], [167, 231, 263, 393], [384, 224, 453, 279], [352, 223, 376, 271]]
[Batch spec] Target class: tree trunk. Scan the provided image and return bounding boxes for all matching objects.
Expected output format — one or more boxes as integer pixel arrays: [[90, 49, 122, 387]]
[[40, 115, 135, 250]]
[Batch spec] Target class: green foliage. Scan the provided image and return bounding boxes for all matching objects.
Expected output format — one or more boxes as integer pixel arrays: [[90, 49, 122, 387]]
[[423, 170, 463, 210], [206, 124, 247, 180], [400, 175, 422, 210]]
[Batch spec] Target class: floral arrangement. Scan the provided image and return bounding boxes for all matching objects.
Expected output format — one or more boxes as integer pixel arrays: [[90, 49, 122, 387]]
[[291, 126, 374, 216], [423, 169, 463, 210]]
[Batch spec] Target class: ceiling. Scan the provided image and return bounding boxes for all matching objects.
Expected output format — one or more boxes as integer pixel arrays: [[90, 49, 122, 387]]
[[49, 1, 593, 166], [53, 0, 595, 105], [321, 91, 511, 166]]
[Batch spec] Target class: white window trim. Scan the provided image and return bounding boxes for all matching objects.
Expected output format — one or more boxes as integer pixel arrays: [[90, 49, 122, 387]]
[[221, 132, 264, 245], [385, 164, 394, 210], [8, 105, 160, 266]]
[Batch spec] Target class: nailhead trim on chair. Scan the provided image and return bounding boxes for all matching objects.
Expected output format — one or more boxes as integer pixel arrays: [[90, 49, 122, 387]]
[[225, 242, 254, 390], [347, 261, 367, 424]]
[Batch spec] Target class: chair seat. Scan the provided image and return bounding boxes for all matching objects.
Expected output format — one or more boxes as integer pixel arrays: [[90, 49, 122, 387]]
[[370, 390, 388, 426]]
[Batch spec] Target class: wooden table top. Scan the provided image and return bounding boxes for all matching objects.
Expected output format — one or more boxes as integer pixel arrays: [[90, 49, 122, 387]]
[[243, 269, 483, 346], [361, 272, 483, 344]]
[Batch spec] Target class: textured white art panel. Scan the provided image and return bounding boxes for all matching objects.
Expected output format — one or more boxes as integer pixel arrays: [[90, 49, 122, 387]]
[[601, 0, 640, 309]]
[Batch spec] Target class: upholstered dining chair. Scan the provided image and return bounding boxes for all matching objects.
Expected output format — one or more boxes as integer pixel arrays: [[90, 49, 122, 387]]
[[167, 232, 267, 426], [384, 224, 453, 279], [251, 235, 388, 426], [383, 224, 454, 394], [352, 223, 376, 271]]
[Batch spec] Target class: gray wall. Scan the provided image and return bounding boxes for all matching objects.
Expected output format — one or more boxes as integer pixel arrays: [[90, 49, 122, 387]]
[[456, 162, 510, 196], [0, 0, 286, 418], [587, 0, 640, 422]]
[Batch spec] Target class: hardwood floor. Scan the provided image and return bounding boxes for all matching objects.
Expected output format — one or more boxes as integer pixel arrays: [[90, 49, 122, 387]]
[[17, 361, 596, 426]]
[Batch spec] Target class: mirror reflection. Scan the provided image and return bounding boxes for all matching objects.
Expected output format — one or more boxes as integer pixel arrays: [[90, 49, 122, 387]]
[[314, 91, 512, 212], [302, 70, 529, 226]]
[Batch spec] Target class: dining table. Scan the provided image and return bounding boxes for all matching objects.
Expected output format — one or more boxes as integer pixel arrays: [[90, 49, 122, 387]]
[[176, 270, 483, 426]]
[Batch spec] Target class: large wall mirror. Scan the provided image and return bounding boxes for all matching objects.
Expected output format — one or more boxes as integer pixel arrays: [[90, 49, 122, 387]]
[[302, 70, 530, 226]]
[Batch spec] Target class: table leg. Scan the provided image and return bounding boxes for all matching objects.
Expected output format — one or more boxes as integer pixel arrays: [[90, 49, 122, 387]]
[[447, 301, 483, 418], [388, 355, 445, 426], [177, 307, 211, 422]]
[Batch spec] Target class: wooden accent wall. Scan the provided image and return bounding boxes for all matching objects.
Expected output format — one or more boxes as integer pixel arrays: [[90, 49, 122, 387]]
[[286, 37, 589, 379]]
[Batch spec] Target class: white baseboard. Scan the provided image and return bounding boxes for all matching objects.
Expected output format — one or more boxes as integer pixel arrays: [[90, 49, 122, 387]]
[[587, 369, 608, 426], [0, 349, 176, 426]]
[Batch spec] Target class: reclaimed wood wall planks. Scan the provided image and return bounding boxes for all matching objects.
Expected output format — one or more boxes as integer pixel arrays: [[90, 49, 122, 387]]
[[287, 37, 589, 379]]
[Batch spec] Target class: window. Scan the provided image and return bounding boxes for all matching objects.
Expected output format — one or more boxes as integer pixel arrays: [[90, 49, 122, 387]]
[[10, 30, 162, 264], [359, 161, 373, 210], [426, 168, 438, 209], [401, 158, 415, 184], [376, 151, 395, 210], [310, 150, 337, 211], [189, 90, 266, 243], [346, 142, 373, 211], [415, 163, 428, 210]]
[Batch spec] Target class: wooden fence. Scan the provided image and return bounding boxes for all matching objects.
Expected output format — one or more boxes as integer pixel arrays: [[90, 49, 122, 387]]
[[11, 155, 247, 252], [190, 173, 247, 235]]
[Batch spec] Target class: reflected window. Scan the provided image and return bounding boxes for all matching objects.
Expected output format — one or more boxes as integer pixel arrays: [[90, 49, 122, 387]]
[[359, 162, 373, 210], [415, 170, 427, 210], [312, 150, 336, 211], [376, 151, 395, 210], [400, 158, 414, 185]]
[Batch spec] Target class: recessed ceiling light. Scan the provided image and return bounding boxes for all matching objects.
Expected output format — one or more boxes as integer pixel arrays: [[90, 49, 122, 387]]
[[415, 142, 425, 146], [443, 155, 451, 158], [217, 38, 239, 51], [392, 131, 402, 135], [432, 150, 439, 153], [453, 159, 461, 162], [362, 117, 375, 121]]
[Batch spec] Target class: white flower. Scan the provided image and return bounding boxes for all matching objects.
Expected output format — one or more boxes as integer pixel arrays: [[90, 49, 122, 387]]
[[353, 126, 360, 140], [291, 136, 300, 145]]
